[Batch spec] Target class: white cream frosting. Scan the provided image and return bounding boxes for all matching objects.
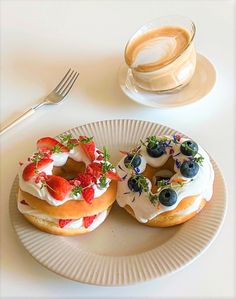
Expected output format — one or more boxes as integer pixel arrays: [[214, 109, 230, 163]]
[[116, 136, 214, 223], [17, 199, 108, 230], [19, 143, 112, 206]]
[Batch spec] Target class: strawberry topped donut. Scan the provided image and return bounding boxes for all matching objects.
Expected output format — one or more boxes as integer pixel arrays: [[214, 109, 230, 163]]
[[18, 133, 120, 236], [116, 134, 214, 227]]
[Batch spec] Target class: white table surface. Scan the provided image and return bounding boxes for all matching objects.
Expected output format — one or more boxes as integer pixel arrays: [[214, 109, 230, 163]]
[[1, 0, 235, 298]]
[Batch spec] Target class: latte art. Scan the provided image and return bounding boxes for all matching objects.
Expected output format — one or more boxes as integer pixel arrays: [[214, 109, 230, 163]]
[[124, 19, 196, 92], [126, 26, 191, 72], [131, 36, 177, 69]]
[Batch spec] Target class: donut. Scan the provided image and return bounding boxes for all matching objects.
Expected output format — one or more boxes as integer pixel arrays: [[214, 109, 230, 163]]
[[18, 134, 120, 235], [116, 133, 214, 227]]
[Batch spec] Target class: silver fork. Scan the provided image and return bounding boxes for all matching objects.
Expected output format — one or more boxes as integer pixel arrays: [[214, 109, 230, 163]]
[[0, 69, 79, 136]]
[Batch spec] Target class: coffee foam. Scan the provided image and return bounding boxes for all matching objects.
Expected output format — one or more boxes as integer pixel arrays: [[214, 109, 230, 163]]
[[126, 26, 191, 72], [131, 36, 177, 68]]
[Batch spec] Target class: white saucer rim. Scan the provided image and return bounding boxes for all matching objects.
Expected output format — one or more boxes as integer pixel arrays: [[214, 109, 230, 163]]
[[118, 53, 217, 109]]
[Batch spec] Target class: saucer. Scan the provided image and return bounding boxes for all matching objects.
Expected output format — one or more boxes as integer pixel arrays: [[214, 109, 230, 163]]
[[118, 53, 216, 108]]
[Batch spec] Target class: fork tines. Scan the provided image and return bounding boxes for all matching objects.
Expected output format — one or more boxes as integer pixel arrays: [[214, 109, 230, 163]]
[[54, 69, 79, 97]]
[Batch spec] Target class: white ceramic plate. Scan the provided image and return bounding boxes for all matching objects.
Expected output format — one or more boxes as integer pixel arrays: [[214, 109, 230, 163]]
[[10, 119, 226, 285], [118, 54, 216, 108]]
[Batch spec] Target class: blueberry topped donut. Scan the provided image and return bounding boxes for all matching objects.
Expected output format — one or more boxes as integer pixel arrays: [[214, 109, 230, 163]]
[[116, 133, 214, 227], [18, 133, 120, 236]]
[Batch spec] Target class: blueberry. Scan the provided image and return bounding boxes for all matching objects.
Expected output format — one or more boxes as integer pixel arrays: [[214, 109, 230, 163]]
[[128, 177, 142, 192], [128, 175, 148, 193], [180, 140, 198, 156], [180, 160, 199, 178], [147, 142, 165, 158], [124, 154, 141, 168], [159, 188, 177, 206]]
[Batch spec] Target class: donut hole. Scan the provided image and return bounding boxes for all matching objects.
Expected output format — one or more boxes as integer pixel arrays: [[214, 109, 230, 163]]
[[52, 158, 86, 180], [153, 169, 174, 186], [142, 157, 176, 194]]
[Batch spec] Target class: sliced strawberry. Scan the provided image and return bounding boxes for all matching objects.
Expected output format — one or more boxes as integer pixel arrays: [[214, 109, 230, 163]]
[[107, 170, 121, 181], [79, 136, 95, 161], [46, 175, 71, 200], [82, 187, 94, 204], [69, 138, 79, 145], [58, 219, 72, 228], [86, 162, 102, 177], [75, 173, 95, 188], [83, 215, 96, 228], [22, 158, 53, 181], [69, 179, 81, 186], [37, 137, 69, 153]]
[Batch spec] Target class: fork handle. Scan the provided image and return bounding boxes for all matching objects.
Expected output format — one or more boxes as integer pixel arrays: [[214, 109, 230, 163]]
[[0, 107, 35, 136]]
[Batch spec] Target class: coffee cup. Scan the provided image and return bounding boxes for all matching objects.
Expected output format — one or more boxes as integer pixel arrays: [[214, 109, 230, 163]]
[[124, 16, 196, 92]]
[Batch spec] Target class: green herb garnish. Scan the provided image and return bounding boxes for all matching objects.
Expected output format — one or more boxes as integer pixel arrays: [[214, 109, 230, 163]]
[[58, 133, 77, 149], [98, 174, 107, 189], [156, 179, 188, 192], [70, 185, 83, 197], [80, 136, 94, 144], [157, 179, 169, 188], [31, 152, 44, 164], [146, 136, 158, 148], [102, 146, 110, 161], [148, 193, 159, 205], [181, 142, 198, 156], [59, 133, 72, 143], [98, 146, 114, 188], [51, 144, 62, 153], [40, 180, 50, 190], [193, 154, 204, 166], [102, 163, 113, 173], [132, 174, 149, 192], [141, 135, 168, 149], [101, 146, 113, 173], [67, 142, 75, 150], [124, 146, 142, 170]]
